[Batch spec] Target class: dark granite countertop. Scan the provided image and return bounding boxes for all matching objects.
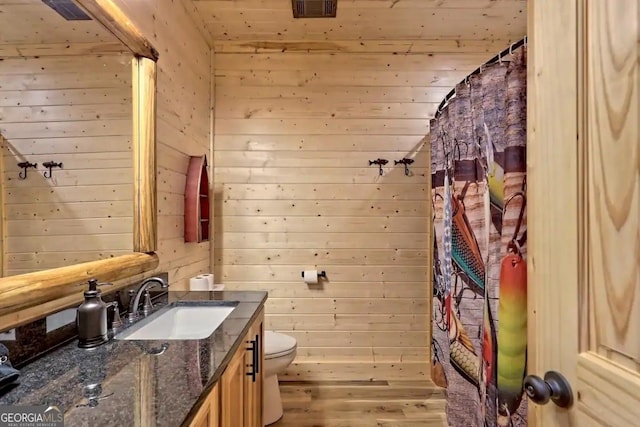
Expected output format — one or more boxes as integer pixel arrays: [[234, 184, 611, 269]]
[[0, 290, 267, 427]]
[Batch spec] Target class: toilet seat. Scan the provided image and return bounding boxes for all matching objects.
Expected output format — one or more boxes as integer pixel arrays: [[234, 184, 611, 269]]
[[264, 331, 297, 360]]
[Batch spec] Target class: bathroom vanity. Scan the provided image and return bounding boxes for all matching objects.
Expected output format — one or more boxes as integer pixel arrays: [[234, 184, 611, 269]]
[[0, 291, 266, 427]]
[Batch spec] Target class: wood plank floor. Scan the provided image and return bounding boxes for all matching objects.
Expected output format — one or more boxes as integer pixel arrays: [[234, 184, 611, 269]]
[[271, 380, 449, 427]]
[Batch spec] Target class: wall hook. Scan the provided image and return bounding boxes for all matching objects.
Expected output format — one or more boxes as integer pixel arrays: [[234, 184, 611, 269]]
[[394, 158, 415, 176], [43, 161, 63, 179], [17, 161, 37, 180], [368, 158, 388, 176]]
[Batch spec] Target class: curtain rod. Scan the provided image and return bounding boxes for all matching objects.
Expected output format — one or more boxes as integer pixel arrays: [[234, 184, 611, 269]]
[[434, 36, 527, 117]]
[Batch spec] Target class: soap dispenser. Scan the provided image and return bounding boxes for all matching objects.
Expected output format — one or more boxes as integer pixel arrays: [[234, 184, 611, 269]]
[[77, 279, 108, 349]]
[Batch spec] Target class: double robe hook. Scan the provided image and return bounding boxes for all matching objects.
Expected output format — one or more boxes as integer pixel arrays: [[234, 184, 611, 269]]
[[16, 161, 63, 179], [368, 158, 415, 176]]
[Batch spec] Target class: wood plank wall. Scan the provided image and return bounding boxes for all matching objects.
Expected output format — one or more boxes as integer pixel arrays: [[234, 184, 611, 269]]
[[0, 52, 133, 276], [211, 41, 501, 380], [111, 0, 212, 288]]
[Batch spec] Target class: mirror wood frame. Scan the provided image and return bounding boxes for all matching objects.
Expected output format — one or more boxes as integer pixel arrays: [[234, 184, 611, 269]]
[[0, 0, 159, 330]]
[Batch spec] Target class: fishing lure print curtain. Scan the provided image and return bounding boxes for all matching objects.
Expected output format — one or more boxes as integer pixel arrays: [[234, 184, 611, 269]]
[[431, 47, 527, 427]]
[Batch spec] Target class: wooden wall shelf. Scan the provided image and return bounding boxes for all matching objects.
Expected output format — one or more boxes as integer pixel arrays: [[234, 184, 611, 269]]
[[184, 155, 210, 243]]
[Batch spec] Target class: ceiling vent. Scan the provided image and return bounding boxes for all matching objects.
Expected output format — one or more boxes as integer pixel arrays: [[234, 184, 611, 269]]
[[292, 0, 337, 18], [42, 0, 92, 21]]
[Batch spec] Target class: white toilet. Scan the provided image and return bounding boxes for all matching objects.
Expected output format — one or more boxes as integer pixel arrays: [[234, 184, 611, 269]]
[[263, 331, 297, 425]]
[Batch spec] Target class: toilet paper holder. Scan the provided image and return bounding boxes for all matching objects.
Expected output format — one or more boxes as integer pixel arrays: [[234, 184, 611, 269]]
[[301, 270, 326, 279]]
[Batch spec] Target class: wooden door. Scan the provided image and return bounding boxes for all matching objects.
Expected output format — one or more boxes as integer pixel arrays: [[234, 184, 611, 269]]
[[528, 0, 640, 426], [221, 346, 246, 427]]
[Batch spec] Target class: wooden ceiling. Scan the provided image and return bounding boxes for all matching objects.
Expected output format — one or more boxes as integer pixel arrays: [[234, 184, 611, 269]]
[[0, 0, 115, 46], [190, 0, 527, 42]]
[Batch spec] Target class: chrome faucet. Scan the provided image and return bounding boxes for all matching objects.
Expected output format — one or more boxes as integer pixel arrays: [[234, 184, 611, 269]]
[[127, 277, 169, 322]]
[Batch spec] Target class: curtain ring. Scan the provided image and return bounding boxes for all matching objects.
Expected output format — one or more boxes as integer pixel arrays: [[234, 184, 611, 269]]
[[498, 51, 502, 64], [509, 43, 514, 56]]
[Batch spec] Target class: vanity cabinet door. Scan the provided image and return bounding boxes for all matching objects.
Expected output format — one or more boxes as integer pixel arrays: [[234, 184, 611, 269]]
[[244, 309, 264, 427], [189, 383, 219, 427], [190, 403, 209, 427], [221, 343, 246, 427]]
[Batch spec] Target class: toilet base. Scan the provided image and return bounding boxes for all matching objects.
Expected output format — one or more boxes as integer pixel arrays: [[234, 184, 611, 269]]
[[263, 374, 283, 425]]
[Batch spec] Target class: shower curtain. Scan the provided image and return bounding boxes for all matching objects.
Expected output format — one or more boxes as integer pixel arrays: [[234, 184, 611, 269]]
[[431, 46, 527, 427]]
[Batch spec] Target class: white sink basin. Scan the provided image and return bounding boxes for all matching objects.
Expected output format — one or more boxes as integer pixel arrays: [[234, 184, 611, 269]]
[[116, 303, 237, 340]]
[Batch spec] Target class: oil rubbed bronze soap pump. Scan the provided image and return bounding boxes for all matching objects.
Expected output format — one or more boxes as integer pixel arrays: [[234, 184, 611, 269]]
[[77, 279, 111, 349]]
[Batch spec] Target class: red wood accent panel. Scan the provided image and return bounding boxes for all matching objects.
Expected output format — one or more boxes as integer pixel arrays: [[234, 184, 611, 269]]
[[184, 155, 210, 243]]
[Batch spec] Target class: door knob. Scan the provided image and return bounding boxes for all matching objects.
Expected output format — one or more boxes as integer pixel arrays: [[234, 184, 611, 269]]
[[524, 371, 573, 408]]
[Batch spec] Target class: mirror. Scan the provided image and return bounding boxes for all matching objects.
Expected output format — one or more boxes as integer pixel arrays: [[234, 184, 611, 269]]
[[0, 1, 134, 277], [0, 0, 158, 328]]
